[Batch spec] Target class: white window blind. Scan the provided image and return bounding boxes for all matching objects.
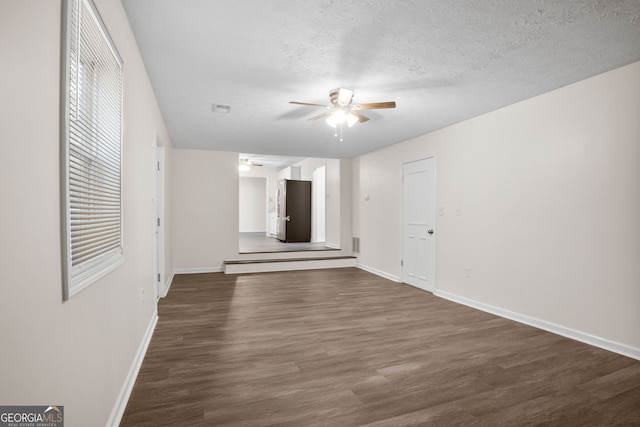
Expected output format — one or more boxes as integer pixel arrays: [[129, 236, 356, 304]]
[[62, 0, 123, 300]]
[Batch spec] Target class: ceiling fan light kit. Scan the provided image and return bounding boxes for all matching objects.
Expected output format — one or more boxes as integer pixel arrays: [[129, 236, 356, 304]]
[[290, 88, 396, 141], [326, 109, 358, 128]]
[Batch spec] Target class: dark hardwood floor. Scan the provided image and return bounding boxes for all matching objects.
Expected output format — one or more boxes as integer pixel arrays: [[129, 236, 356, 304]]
[[120, 268, 640, 426]]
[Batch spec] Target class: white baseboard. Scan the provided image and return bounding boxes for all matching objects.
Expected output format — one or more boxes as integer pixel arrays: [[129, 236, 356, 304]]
[[357, 263, 401, 283], [161, 272, 175, 298], [435, 290, 640, 361], [325, 242, 340, 249], [107, 312, 158, 427], [173, 266, 223, 274]]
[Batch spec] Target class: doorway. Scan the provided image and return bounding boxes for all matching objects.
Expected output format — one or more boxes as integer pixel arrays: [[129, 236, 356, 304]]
[[402, 158, 436, 292], [236, 156, 339, 254]]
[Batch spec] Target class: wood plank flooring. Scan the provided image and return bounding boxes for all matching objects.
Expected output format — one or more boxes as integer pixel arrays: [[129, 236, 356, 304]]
[[120, 268, 640, 426]]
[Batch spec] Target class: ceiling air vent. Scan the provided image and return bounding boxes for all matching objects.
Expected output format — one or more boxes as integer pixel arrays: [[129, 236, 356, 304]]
[[212, 103, 231, 113]]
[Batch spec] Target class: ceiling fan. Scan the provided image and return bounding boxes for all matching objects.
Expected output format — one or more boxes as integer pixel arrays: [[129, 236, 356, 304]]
[[290, 88, 396, 129], [238, 158, 263, 171]]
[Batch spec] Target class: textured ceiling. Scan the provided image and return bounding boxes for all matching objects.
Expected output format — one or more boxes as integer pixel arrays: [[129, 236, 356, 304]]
[[122, 0, 640, 159]]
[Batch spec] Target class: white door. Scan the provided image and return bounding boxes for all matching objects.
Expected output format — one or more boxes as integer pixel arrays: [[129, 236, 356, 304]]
[[402, 158, 436, 292]]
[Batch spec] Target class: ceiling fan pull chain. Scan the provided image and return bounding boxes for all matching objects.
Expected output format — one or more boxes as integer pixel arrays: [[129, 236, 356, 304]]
[[340, 123, 344, 142]]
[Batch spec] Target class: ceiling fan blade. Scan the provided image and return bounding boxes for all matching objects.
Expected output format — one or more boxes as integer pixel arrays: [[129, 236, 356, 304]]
[[350, 110, 369, 123], [307, 111, 334, 121], [353, 101, 396, 110], [289, 101, 328, 108]]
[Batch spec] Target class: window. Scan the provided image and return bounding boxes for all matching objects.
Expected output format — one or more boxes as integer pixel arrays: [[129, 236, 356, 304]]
[[61, 0, 123, 300]]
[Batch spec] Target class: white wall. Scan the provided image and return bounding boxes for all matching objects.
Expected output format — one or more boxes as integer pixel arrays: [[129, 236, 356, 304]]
[[239, 177, 267, 232], [172, 149, 239, 271], [353, 61, 640, 355], [339, 159, 353, 254], [239, 164, 280, 233], [294, 158, 342, 248], [0, 0, 173, 425], [158, 141, 174, 294], [312, 165, 326, 242], [240, 166, 279, 208]]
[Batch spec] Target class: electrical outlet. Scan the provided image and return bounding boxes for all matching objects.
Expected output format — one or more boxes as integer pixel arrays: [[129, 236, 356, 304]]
[[464, 267, 471, 278], [456, 205, 462, 216], [140, 288, 145, 304], [438, 207, 444, 216]]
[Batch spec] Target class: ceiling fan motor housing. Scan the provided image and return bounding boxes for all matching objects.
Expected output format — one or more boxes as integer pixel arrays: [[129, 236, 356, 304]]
[[329, 88, 354, 107]]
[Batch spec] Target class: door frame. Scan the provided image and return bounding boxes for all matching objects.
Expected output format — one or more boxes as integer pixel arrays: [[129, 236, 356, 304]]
[[155, 137, 166, 299], [401, 157, 437, 292]]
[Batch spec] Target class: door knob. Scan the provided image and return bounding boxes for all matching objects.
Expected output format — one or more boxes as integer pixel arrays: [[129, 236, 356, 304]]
[[284, 216, 291, 222], [427, 229, 434, 235]]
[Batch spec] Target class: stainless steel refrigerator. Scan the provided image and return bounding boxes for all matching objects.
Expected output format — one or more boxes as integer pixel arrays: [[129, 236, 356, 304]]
[[276, 179, 311, 242]]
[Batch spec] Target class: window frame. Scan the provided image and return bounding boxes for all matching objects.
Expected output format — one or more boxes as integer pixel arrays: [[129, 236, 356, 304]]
[[60, 0, 124, 300]]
